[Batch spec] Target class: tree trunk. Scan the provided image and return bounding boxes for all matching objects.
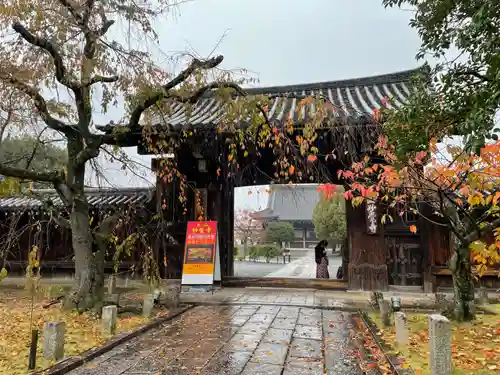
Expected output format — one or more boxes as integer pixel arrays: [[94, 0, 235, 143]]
[[64, 192, 104, 312], [450, 247, 475, 321], [63, 136, 105, 312]]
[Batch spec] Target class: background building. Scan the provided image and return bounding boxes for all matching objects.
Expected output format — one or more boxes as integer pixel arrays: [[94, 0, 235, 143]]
[[251, 184, 320, 249]]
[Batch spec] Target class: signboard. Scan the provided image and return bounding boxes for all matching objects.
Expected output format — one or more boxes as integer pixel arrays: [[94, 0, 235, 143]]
[[181, 221, 219, 285], [365, 201, 378, 235]]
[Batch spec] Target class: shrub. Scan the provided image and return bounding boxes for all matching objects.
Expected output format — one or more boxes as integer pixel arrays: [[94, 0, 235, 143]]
[[249, 245, 259, 261], [265, 221, 294, 245], [252, 244, 281, 263]]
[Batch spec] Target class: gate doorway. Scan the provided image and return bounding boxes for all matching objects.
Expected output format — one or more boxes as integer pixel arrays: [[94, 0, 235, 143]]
[[233, 184, 345, 281], [385, 236, 423, 286]]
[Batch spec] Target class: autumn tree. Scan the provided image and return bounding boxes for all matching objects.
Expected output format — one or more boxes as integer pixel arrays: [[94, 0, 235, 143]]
[[0, 0, 275, 311], [333, 135, 500, 321], [234, 209, 262, 258], [356, 0, 500, 321]]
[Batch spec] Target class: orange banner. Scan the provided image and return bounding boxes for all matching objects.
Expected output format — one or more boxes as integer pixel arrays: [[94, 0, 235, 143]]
[[182, 221, 217, 276]]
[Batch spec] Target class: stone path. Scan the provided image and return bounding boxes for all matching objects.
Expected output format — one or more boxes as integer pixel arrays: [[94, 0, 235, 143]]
[[266, 253, 342, 279], [179, 287, 437, 310], [67, 305, 363, 375]]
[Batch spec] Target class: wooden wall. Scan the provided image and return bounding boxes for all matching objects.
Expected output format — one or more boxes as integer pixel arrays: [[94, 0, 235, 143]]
[[0, 205, 155, 277], [346, 202, 388, 291]]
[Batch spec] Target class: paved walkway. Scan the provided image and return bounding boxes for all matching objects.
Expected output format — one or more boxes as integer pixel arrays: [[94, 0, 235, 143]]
[[266, 253, 342, 279], [179, 287, 437, 310], [68, 305, 363, 375]]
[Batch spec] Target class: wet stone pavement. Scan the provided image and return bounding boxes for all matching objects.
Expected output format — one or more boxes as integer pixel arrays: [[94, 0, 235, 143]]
[[68, 305, 363, 375]]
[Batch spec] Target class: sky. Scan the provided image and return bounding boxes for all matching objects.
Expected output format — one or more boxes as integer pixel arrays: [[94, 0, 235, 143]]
[[91, 0, 423, 210]]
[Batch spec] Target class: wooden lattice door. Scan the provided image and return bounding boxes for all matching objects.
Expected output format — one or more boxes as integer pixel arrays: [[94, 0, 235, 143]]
[[385, 237, 423, 286]]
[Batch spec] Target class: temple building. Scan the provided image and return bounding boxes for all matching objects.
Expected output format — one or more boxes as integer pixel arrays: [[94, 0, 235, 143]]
[[251, 184, 320, 249]]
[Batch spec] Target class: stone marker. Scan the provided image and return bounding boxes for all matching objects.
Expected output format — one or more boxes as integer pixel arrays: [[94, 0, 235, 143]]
[[379, 299, 392, 327], [162, 283, 181, 308], [395, 312, 408, 347], [143, 294, 155, 318], [102, 305, 118, 335], [428, 314, 452, 375], [43, 321, 65, 361], [107, 275, 117, 295]]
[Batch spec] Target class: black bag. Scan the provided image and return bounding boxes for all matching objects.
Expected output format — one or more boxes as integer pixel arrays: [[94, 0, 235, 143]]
[[336, 266, 343, 280]]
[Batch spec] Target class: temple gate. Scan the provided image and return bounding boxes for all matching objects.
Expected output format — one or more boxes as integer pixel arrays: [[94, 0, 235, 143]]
[[96, 65, 460, 291]]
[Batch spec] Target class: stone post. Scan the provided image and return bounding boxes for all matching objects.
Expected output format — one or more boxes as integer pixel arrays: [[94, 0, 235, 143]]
[[428, 314, 452, 375], [102, 305, 118, 335], [143, 294, 155, 318], [379, 299, 391, 327], [162, 281, 181, 308], [394, 312, 408, 347], [107, 275, 117, 295], [43, 321, 65, 361]]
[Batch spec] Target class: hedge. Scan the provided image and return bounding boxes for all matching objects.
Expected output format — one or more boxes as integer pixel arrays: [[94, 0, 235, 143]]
[[249, 244, 281, 262]]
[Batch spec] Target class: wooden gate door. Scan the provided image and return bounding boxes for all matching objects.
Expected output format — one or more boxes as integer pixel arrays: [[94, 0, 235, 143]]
[[385, 236, 423, 286]]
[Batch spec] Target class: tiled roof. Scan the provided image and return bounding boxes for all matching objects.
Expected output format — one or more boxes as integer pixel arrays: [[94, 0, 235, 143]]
[[145, 67, 424, 129], [252, 184, 320, 222], [0, 187, 154, 211]]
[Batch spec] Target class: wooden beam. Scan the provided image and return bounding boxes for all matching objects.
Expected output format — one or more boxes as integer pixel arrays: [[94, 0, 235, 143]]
[[431, 266, 499, 277]]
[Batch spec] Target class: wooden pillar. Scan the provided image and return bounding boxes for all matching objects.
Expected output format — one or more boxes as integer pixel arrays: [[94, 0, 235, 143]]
[[224, 182, 235, 277], [153, 160, 188, 279], [346, 202, 388, 291], [215, 137, 235, 278]]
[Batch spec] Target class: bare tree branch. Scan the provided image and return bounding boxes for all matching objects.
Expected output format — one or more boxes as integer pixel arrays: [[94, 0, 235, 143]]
[[74, 142, 101, 166], [464, 216, 500, 245], [171, 81, 246, 103], [58, 0, 83, 22], [0, 74, 72, 134], [127, 55, 224, 128], [0, 163, 64, 184], [12, 22, 77, 90], [454, 70, 492, 83], [87, 75, 119, 86]]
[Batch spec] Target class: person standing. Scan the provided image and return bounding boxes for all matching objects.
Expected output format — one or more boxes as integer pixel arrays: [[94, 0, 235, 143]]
[[315, 240, 330, 279]]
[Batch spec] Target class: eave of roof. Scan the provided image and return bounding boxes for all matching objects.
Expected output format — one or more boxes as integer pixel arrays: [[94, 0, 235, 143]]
[[250, 208, 277, 219], [98, 65, 427, 133], [0, 187, 155, 211]]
